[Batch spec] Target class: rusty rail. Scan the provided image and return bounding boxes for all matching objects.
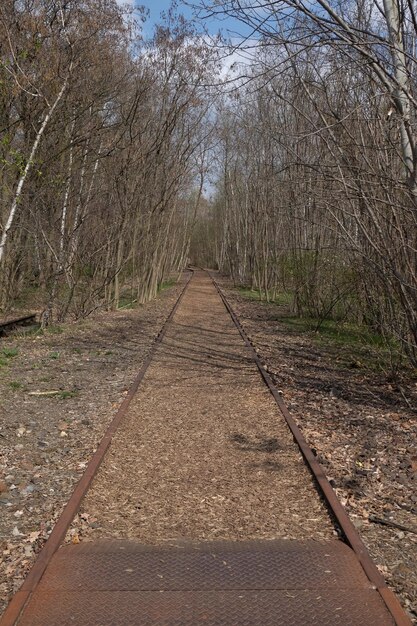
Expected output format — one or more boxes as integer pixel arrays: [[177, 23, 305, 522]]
[[209, 272, 412, 626], [0, 271, 193, 626], [0, 314, 37, 337]]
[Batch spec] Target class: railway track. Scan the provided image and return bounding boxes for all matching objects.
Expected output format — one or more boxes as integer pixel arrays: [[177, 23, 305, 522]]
[[0, 315, 37, 337], [1, 270, 412, 626], [210, 274, 412, 626]]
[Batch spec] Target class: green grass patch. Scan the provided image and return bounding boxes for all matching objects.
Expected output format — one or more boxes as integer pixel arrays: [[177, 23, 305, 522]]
[[237, 286, 404, 372], [237, 287, 263, 301], [280, 315, 403, 372], [0, 347, 19, 369], [281, 316, 386, 347], [118, 296, 136, 309], [47, 325, 63, 334], [158, 278, 177, 292], [58, 390, 78, 399], [9, 380, 24, 390], [49, 351, 60, 360], [2, 347, 19, 358]]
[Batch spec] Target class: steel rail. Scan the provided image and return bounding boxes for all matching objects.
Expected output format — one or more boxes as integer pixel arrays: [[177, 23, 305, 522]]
[[0, 270, 194, 626], [0, 315, 37, 337], [210, 272, 412, 626]]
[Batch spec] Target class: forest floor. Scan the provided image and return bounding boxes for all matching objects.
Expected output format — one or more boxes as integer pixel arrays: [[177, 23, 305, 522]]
[[0, 279, 184, 618], [218, 276, 417, 623]]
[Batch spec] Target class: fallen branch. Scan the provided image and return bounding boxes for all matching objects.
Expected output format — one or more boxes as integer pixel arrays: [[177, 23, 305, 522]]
[[369, 514, 417, 535], [398, 386, 414, 410], [28, 390, 63, 396]]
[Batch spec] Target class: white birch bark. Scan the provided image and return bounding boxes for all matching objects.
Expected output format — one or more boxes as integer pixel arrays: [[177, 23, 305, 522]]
[[59, 117, 76, 272], [0, 80, 68, 264], [383, 0, 415, 190]]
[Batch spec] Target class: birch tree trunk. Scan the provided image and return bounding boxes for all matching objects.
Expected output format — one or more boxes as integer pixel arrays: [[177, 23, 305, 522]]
[[0, 80, 68, 265], [383, 0, 416, 193]]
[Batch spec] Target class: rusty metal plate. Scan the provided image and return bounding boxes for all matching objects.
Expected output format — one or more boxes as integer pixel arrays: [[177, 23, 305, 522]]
[[34, 539, 371, 592], [17, 590, 394, 626], [16, 540, 395, 626]]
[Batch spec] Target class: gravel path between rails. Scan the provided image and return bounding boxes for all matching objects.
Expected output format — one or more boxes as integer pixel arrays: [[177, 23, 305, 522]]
[[218, 276, 417, 624], [76, 271, 335, 543], [0, 278, 185, 618]]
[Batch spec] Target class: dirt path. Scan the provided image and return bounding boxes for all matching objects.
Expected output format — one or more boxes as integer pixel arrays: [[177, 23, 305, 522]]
[[76, 271, 334, 543]]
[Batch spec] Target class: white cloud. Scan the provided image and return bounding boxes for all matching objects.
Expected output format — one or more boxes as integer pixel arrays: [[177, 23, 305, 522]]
[[212, 37, 258, 83]]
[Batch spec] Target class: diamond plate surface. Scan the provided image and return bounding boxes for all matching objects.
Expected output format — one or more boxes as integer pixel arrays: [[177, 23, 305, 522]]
[[16, 540, 395, 625], [36, 539, 371, 592], [17, 590, 394, 626]]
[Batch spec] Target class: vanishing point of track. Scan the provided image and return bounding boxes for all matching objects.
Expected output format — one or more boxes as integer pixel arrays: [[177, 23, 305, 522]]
[[1, 270, 412, 626]]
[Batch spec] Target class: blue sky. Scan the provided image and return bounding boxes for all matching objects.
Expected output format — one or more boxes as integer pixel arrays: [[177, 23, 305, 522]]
[[134, 1, 193, 26], [129, 1, 253, 39]]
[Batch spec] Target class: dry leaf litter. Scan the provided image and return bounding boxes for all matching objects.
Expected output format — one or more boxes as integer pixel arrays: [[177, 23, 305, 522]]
[[0, 279, 184, 617], [75, 272, 335, 545], [219, 276, 417, 624]]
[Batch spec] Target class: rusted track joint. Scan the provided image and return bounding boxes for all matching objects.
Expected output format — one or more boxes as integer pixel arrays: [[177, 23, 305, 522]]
[[0, 271, 194, 626], [210, 272, 412, 626]]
